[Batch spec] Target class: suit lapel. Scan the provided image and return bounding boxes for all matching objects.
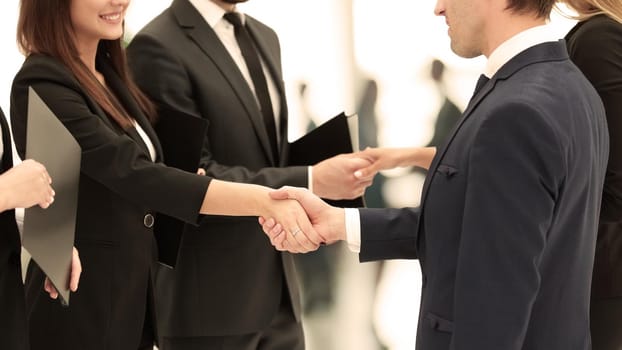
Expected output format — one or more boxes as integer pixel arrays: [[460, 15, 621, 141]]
[[419, 78, 496, 208], [417, 40, 569, 241], [171, 0, 277, 164]]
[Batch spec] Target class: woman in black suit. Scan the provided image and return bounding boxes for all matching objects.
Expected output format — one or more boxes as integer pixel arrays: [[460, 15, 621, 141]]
[[562, 1, 622, 349], [11, 1, 322, 349]]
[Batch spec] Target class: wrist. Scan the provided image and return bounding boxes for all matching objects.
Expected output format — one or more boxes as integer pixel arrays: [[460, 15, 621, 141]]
[[251, 185, 272, 217], [0, 181, 10, 212], [330, 208, 347, 241]]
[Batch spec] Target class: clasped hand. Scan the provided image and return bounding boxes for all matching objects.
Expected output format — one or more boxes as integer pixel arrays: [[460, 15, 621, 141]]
[[259, 187, 346, 253]]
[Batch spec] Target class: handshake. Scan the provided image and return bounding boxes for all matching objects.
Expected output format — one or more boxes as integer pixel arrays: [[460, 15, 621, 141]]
[[257, 146, 435, 253], [258, 186, 345, 253]]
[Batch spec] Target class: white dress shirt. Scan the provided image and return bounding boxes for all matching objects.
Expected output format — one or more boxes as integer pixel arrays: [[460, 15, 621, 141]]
[[345, 24, 560, 253], [133, 121, 156, 162], [189, 0, 281, 143]]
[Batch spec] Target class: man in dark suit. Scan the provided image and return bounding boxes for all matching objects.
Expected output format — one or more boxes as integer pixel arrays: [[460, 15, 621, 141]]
[[260, 0, 610, 348], [126, 1, 371, 349]]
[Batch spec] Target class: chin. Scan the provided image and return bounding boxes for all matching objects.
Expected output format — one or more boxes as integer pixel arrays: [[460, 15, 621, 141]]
[[102, 31, 124, 41]]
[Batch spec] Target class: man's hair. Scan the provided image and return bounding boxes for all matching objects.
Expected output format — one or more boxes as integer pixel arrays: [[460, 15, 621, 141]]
[[506, 0, 556, 18]]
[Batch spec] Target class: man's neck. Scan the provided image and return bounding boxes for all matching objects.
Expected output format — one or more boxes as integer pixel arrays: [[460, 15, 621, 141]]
[[483, 14, 547, 57]]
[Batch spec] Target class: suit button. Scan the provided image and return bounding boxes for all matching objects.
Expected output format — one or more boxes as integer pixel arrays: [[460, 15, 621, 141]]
[[143, 214, 155, 228]]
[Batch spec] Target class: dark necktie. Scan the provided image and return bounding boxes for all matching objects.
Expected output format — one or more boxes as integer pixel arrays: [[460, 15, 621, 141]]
[[473, 74, 490, 97], [224, 12, 279, 161]]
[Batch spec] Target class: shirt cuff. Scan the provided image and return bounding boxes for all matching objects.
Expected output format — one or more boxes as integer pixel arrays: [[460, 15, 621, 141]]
[[307, 166, 313, 192], [345, 208, 361, 253]]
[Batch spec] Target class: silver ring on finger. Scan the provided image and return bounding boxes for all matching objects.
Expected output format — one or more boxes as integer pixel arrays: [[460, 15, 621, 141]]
[[291, 227, 302, 237]]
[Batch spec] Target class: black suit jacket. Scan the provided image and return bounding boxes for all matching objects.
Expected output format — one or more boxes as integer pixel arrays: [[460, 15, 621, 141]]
[[10, 53, 211, 350], [358, 41, 608, 349], [566, 14, 622, 299], [0, 109, 28, 350], [127, 0, 305, 337]]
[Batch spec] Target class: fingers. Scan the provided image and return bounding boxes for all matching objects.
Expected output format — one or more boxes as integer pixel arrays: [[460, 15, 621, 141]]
[[70, 247, 82, 292], [287, 223, 320, 252], [261, 218, 286, 249], [44, 277, 58, 300], [263, 216, 321, 253], [354, 164, 379, 181], [196, 168, 206, 176], [38, 187, 55, 209], [44, 168, 52, 184]]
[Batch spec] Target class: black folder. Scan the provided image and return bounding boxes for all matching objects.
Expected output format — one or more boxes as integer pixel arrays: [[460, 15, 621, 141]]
[[288, 112, 365, 208], [23, 87, 81, 306], [152, 106, 208, 268]]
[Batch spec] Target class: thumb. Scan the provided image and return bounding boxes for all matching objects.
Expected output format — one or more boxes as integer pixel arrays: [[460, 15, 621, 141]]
[[70, 248, 82, 292], [354, 164, 379, 180], [268, 187, 292, 200]]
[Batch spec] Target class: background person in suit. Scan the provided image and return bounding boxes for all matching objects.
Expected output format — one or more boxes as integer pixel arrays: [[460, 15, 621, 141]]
[[561, 0, 622, 348], [260, 0, 610, 347], [425, 59, 462, 149], [12, 0, 324, 349], [126, 1, 372, 349]]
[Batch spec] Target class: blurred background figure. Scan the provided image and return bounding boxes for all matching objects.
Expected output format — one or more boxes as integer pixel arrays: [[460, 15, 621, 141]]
[[425, 59, 462, 149], [561, 0, 622, 349]]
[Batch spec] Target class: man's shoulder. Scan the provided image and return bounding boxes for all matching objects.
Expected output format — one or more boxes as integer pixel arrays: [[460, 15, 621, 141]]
[[132, 7, 178, 39], [244, 14, 279, 38]]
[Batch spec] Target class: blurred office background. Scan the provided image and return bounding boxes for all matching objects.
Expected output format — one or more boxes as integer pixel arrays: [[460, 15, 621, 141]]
[[0, 1, 577, 349]]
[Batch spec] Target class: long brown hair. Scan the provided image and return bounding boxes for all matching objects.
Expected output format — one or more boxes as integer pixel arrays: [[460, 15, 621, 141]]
[[17, 0, 156, 129], [558, 0, 622, 23]]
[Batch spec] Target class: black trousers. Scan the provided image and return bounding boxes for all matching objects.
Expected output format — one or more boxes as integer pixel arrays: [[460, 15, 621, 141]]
[[591, 297, 622, 350], [161, 288, 304, 350]]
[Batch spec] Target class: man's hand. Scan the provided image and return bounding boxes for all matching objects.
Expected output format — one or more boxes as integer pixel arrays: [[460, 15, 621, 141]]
[[259, 194, 325, 253], [259, 187, 346, 252], [312, 154, 374, 200]]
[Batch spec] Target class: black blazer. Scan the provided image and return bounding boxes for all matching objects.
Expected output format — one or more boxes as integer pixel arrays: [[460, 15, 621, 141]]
[[127, 0, 305, 336], [0, 109, 28, 350], [566, 14, 622, 299], [358, 41, 608, 349], [10, 53, 211, 350]]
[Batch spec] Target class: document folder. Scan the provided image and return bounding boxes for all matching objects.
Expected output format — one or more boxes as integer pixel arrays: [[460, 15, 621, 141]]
[[23, 87, 81, 306], [288, 112, 365, 208], [152, 106, 208, 268]]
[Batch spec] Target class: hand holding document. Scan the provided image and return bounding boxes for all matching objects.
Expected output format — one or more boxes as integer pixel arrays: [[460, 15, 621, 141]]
[[152, 106, 208, 268], [23, 87, 81, 305], [287, 112, 368, 208]]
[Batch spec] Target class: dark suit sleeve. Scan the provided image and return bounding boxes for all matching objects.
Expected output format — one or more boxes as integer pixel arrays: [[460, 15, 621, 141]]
[[127, 34, 308, 189], [450, 102, 564, 349], [10, 58, 210, 224], [568, 20, 622, 224], [358, 207, 420, 261]]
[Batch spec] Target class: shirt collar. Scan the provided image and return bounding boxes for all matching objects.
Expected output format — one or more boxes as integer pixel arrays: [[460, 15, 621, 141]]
[[485, 24, 559, 78], [188, 0, 245, 28]]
